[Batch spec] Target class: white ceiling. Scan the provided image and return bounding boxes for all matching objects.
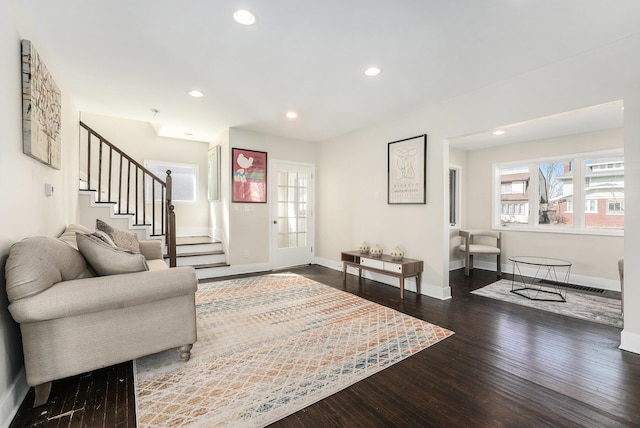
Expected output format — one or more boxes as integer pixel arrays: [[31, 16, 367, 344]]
[[23, 1, 640, 144], [448, 100, 625, 150]]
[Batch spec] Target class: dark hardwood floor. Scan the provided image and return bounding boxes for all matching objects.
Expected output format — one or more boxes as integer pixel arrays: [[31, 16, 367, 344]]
[[10, 266, 640, 427]]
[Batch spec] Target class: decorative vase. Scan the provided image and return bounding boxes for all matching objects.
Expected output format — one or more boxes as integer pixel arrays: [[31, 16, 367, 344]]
[[370, 244, 383, 258], [390, 246, 404, 261], [359, 241, 370, 254]]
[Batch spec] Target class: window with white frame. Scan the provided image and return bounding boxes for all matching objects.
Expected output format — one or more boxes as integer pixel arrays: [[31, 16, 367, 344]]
[[145, 160, 198, 203], [493, 150, 624, 233]]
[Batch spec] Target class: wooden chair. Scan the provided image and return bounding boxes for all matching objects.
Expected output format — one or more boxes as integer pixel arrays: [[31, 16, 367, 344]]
[[458, 230, 501, 276]]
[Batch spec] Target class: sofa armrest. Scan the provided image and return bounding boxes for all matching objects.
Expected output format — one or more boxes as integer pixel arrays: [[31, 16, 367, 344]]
[[139, 240, 163, 260], [8, 266, 197, 323]]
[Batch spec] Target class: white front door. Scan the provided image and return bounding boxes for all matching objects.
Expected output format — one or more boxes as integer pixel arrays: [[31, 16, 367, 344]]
[[270, 161, 315, 269]]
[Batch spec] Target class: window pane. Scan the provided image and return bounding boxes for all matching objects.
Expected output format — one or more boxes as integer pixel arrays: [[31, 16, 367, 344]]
[[145, 161, 197, 202], [499, 165, 529, 225], [539, 161, 573, 227], [585, 157, 624, 229]]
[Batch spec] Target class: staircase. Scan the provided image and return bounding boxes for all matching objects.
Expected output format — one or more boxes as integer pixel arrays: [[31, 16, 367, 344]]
[[173, 237, 228, 279], [78, 121, 228, 275]]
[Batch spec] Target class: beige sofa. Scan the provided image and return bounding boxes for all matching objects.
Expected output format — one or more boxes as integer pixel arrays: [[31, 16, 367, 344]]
[[4, 225, 197, 406]]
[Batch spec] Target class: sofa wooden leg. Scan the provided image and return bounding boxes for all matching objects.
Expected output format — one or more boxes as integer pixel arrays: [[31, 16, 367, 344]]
[[33, 382, 51, 407], [180, 344, 193, 362]]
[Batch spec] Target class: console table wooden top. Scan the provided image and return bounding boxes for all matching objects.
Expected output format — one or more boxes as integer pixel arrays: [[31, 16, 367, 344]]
[[341, 250, 424, 299]]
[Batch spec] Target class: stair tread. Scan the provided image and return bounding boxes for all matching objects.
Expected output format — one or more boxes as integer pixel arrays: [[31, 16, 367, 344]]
[[176, 236, 221, 245], [176, 250, 225, 257], [192, 262, 230, 269]]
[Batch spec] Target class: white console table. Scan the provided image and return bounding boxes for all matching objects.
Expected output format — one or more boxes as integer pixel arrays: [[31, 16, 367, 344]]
[[341, 250, 424, 299]]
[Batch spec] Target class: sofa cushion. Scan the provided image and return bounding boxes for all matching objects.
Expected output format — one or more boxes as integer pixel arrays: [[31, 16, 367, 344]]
[[96, 219, 140, 253], [5, 237, 94, 302], [76, 233, 149, 276], [147, 259, 170, 271], [57, 224, 92, 250]]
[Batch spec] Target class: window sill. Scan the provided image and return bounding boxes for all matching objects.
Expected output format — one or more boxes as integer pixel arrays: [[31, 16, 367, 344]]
[[494, 224, 623, 237]]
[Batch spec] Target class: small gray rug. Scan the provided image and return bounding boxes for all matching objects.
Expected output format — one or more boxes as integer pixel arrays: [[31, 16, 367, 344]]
[[471, 279, 623, 328]]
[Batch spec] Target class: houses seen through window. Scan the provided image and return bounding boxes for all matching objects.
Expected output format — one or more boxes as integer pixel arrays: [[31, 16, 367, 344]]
[[494, 151, 623, 233]]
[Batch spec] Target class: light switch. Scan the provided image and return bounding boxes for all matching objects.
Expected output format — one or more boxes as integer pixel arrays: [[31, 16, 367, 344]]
[[45, 183, 54, 197]]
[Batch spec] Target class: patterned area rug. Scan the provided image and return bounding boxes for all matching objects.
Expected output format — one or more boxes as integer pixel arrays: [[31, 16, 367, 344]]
[[472, 279, 623, 328], [134, 273, 454, 427]]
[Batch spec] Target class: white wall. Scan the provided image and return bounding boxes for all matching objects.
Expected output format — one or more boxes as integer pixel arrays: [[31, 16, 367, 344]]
[[80, 112, 211, 237], [462, 128, 624, 288], [316, 32, 640, 353], [0, 1, 81, 423], [621, 85, 640, 353], [224, 128, 317, 267], [317, 124, 450, 299]]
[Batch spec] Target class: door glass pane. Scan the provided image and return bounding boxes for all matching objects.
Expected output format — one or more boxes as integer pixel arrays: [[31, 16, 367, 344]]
[[277, 168, 309, 249], [277, 203, 287, 217], [278, 187, 287, 201], [287, 187, 296, 201]]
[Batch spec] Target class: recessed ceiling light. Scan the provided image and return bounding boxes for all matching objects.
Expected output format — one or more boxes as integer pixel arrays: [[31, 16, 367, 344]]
[[185, 132, 193, 136], [285, 110, 298, 120], [233, 9, 256, 25], [364, 66, 382, 77], [188, 90, 204, 98], [492, 130, 505, 136]]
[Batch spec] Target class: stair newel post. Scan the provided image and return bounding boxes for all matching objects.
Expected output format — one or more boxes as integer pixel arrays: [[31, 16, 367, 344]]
[[166, 170, 177, 268]]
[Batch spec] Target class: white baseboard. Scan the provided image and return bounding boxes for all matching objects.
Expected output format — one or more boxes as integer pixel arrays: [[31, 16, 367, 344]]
[[451, 259, 620, 292], [314, 257, 451, 300], [1, 369, 28, 428], [620, 330, 640, 355]]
